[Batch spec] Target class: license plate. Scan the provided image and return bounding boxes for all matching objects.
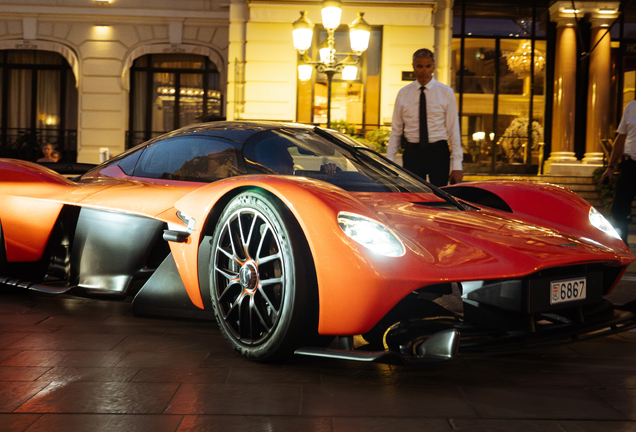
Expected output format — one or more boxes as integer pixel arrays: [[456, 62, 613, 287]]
[[550, 277, 586, 305]]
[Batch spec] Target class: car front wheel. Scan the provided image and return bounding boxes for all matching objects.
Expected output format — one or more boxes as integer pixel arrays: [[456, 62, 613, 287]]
[[209, 190, 316, 362]]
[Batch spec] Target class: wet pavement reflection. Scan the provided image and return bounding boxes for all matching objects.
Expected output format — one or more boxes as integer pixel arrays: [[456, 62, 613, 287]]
[[1, 278, 636, 431]]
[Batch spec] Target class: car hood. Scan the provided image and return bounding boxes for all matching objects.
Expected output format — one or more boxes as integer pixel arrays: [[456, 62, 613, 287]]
[[352, 192, 630, 279]]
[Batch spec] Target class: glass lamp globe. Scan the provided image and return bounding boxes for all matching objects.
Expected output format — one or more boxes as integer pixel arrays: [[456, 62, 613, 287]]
[[321, 0, 342, 31], [292, 11, 314, 52], [342, 65, 358, 80], [298, 65, 313, 81], [349, 13, 371, 53]]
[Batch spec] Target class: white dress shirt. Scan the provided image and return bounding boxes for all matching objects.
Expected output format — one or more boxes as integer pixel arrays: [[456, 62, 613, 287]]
[[387, 77, 463, 171], [617, 100, 636, 159]]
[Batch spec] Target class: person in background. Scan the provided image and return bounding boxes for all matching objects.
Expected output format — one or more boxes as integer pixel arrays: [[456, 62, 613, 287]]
[[37, 142, 56, 163], [386, 48, 463, 187], [600, 100, 636, 244], [51, 151, 61, 162]]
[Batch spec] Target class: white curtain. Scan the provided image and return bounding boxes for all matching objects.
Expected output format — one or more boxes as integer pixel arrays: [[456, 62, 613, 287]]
[[37, 70, 60, 128], [8, 69, 31, 130], [37, 70, 60, 147], [132, 70, 147, 140]]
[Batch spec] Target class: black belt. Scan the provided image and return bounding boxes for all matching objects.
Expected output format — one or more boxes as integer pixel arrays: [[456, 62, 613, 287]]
[[406, 139, 448, 146], [622, 155, 636, 163]]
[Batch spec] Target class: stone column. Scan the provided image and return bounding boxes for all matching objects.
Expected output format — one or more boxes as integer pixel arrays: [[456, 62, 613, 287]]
[[433, 0, 453, 85], [227, 0, 248, 121], [583, 16, 614, 164], [546, 16, 578, 170]]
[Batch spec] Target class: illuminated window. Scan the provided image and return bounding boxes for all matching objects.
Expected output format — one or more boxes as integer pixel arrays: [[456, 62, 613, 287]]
[[128, 54, 223, 149], [452, 2, 547, 170], [0, 50, 78, 162], [296, 27, 382, 132]]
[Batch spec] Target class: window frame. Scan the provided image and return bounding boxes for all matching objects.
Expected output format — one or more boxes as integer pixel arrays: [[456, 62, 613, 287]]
[[128, 54, 223, 149]]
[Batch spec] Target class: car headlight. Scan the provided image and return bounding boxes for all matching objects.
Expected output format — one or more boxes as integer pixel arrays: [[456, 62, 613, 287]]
[[337, 212, 405, 257], [589, 207, 621, 240]]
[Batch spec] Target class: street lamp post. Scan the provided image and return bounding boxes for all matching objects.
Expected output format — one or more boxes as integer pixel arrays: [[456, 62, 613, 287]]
[[292, 1, 370, 128]]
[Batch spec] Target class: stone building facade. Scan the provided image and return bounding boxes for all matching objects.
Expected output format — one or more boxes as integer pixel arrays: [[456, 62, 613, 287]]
[[0, 0, 632, 177]]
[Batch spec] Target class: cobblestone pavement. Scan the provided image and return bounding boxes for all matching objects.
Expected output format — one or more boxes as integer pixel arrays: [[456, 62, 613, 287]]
[[1, 277, 636, 432]]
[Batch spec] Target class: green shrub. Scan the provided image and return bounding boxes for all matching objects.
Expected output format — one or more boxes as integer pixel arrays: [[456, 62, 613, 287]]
[[330, 120, 357, 135], [364, 128, 391, 153], [328, 123, 399, 154], [593, 166, 617, 215]]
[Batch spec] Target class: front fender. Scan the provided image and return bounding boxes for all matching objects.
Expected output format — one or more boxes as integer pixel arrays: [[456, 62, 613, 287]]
[[172, 176, 403, 334]]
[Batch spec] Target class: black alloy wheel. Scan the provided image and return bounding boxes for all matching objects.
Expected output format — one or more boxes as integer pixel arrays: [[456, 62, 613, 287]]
[[210, 190, 316, 361]]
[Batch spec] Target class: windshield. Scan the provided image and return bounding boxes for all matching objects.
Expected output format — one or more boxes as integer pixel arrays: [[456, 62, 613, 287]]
[[243, 127, 433, 194]]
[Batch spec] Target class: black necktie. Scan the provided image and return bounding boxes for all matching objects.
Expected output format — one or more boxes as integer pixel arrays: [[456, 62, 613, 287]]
[[419, 86, 429, 146]]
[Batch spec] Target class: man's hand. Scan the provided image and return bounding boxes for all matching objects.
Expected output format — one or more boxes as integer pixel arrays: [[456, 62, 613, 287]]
[[601, 134, 626, 184], [449, 170, 463, 185], [600, 166, 615, 185], [321, 163, 338, 174]]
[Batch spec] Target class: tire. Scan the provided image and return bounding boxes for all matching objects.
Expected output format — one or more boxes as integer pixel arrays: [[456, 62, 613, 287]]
[[209, 190, 316, 362]]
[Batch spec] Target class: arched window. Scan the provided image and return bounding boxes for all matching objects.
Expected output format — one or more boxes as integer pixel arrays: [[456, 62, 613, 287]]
[[0, 50, 78, 162], [128, 54, 223, 148]]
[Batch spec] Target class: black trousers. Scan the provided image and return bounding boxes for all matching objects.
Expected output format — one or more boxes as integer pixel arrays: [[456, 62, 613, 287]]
[[610, 156, 636, 243], [402, 140, 450, 187]]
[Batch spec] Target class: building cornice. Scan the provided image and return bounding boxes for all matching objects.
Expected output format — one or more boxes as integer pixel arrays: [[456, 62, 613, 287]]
[[549, 1, 620, 23], [247, 0, 435, 7], [0, 5, 229, 20]]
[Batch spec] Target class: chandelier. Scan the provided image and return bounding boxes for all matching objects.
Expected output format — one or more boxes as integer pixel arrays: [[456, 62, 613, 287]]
[[156, 87, 221, 102], [506, 41, 545, 76]]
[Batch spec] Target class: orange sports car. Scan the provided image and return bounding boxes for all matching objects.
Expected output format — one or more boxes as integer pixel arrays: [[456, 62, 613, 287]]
[[1, 121, 635, 365]]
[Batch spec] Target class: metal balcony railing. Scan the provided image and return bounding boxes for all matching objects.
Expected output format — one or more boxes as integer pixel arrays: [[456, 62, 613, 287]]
[[0, 128, 78, 162]]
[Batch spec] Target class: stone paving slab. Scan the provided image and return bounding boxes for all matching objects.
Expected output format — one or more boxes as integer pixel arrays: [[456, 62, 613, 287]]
[[2, 287, 636, 431]]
